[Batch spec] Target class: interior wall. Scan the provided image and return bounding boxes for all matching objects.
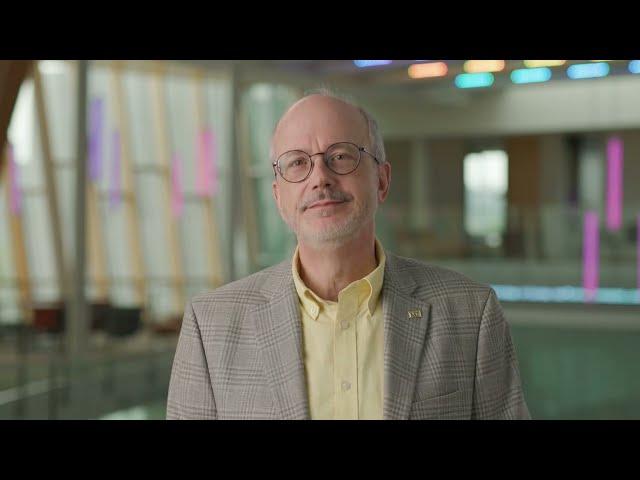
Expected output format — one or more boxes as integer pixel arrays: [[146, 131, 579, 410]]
[[360, 75, 640, 139]]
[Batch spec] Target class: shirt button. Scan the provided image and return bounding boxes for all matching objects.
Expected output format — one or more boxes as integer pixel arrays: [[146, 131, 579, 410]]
[[340, 320, 349, 330], [341, 381, 351, 391]]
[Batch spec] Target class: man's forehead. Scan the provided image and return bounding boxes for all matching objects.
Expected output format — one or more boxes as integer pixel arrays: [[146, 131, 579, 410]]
[[273, 95, 368, 152]]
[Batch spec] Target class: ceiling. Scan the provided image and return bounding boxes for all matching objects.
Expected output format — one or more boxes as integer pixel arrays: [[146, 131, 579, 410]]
[[175, 60, 640, 109]]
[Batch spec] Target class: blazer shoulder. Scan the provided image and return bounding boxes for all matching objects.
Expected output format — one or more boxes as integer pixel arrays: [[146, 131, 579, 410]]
[[386, 252, 493, 301], [190, 259, 291, 308]]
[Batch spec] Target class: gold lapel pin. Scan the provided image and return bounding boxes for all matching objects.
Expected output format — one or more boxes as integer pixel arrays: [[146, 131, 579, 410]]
[[407, 309, 422, 319]]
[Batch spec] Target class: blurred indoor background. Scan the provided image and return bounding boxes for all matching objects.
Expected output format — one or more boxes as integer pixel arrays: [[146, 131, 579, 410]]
[[0, 59, 639, 419]]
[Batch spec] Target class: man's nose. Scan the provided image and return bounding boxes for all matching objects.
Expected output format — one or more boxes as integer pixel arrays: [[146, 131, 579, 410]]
[[308, 153, 335, 190]]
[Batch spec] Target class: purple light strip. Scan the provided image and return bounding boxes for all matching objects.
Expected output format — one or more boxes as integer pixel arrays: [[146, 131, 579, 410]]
[[637, 215, 640, 294], [88, 98, 104, 182], [171, 152, 184, 218], [109, 130, 122, 209], [7, 143, 22, 215], [606, 136, 623, 231], [209, 129, 219, 197], [582, 210, 599, 303]]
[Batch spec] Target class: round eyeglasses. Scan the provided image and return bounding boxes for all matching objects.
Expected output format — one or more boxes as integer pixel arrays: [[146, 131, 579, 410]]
[[273, 141, 380, 183]]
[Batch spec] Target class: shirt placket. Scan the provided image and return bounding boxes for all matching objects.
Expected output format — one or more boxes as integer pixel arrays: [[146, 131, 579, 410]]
[[334, 291, 359, 420]]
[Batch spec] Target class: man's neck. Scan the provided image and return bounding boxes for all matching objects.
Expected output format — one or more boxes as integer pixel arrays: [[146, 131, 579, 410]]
[[297, 226, 378, 302]]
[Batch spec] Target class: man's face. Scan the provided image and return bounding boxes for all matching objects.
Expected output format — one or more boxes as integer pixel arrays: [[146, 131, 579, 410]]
[[272, 95, 391, 247]]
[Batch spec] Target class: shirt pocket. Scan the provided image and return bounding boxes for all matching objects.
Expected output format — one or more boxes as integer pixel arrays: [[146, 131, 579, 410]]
[[408, 389, 470, 420]]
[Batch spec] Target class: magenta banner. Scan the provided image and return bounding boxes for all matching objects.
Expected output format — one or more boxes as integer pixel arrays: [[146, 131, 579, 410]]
[[171, 152, 184, 218], [109, 130, 122, 209], [88, 98, 104, 182], [7, 143, 22, 215], [196, 128, 219, 197], [606, 136, 623, 231], [582, 211, 599, 303]]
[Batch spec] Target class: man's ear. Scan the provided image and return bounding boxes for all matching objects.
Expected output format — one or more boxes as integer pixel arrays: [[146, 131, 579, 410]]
[[272, 179, 282, 213], [377, 162, 391, 203]]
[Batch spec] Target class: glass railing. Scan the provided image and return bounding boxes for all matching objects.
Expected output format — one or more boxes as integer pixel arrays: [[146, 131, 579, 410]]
[[376, 202, 640, 304], [0, 325, 176, 420]]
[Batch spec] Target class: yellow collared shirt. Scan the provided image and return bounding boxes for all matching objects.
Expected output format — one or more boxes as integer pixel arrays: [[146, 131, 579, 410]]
[[292, 239, 386, 420]]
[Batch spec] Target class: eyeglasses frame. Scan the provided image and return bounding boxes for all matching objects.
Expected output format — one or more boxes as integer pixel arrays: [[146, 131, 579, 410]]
[[272, 141, 381, 183]]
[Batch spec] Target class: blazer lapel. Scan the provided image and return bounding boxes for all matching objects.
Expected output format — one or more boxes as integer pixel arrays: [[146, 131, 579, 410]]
[[382, 255, 432, 420], [251, 269, 310, 420]]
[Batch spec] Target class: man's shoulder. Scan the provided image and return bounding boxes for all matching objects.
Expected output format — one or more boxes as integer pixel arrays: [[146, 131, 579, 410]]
[[191, 259, 291, 307], [386, 252, 492, 301]]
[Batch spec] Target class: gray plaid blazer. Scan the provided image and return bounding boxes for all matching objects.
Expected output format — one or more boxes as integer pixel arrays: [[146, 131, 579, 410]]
[[167, 252, 531, 420]]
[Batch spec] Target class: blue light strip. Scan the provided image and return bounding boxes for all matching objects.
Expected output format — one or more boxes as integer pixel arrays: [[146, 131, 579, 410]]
[[353, 60, 392, 68], [629, 60, 640, 74], [567, 62, 610, 80], [491, 285, 640, 305], [454, 72, 494, 89], [511, 67, 552, 84]]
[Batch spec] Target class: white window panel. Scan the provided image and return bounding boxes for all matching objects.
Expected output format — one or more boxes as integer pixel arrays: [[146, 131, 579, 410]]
[[123, 71, 159, 168], [166, 73, 198, 196], [39, 61, 77, 163], [21, 196, 58, 302], [179, 201, 210, 280], [135, 174, 172, 279]]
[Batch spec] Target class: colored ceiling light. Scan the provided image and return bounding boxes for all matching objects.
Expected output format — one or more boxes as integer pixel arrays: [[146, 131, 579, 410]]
[[523, 60, 566, 68], [511, 67, 552, 84], [455, 72, 494, 89], [567, 62, 610, 79], [463, 60, 505, 73], [408, 62, 448, 79], [353, 60, 392, 68], [629, 60, 640, 73]]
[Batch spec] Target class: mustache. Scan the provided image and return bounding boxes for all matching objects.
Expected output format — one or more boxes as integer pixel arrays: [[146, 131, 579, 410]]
[[300, 189, 352, 211]]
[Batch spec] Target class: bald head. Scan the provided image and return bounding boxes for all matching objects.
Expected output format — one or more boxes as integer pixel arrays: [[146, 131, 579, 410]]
[[271, 94, 367, 160], [270, 90, 386, 166]]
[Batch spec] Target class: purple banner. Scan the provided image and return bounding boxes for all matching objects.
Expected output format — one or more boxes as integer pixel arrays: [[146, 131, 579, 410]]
[[109, 130, 122, 209], [606, 136, 623, 231], [88, 98, 104, 182], [196, 128, 219, 197], [171, 153, 184, 218], [582, 211, 599, 303], [7, 143, 22, 215]]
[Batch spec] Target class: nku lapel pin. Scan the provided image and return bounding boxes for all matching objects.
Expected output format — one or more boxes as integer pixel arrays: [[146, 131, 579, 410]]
[[407, 309, 422, 319]]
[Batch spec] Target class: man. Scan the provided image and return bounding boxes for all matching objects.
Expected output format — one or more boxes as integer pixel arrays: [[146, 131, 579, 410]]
[[167, 90, 530, 420]]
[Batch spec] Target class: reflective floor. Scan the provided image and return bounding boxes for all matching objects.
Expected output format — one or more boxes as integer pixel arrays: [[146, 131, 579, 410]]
[[99, 400, 166, 420]]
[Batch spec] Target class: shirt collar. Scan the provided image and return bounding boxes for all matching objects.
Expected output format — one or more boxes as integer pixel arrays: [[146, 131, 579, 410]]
[[291, 239, 386, 319]]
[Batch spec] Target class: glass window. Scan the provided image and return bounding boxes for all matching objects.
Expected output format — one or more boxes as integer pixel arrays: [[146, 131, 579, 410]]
[[464, 149, 508, 248]]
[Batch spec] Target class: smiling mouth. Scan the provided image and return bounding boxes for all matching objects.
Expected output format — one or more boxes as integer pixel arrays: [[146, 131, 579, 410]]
[[307, 200, 345, 210]]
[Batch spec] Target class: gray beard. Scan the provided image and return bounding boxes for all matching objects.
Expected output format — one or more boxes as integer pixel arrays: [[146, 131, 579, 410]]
[[289, 195, 377, 248]]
